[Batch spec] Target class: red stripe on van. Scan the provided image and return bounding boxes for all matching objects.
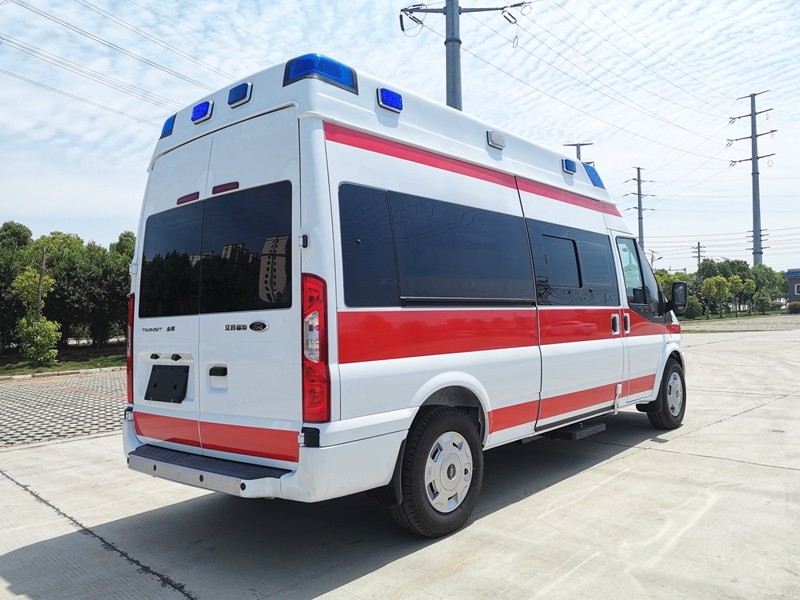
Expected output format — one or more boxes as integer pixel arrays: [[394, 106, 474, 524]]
[[337, 309, 538, 364], [487, 400, 539, 433], [626, 373, 656, 397], [324, 122, 621, 217], [538, 383, 618, 422], [134, 412, 201, 447], [200, 422, 299, 462], [517, 178, 621, 217], [324, 122, 516, 189]]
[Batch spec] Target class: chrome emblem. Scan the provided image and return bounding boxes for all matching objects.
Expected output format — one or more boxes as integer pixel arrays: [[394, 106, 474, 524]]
[[249, 321, 269, 332]]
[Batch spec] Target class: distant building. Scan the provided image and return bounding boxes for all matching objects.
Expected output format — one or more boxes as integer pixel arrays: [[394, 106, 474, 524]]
[[786, 269, 800, 302]]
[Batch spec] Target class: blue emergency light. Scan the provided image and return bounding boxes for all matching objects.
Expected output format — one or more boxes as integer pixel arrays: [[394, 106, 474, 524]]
[[160, 114, 176, 139], [283, 54, 358, 94], [583, 162, 605, 189], [228, 82, 253, 108], [562, 158, 577, 174], [377, 87, 403, 112], [191, 101, 213, 124]]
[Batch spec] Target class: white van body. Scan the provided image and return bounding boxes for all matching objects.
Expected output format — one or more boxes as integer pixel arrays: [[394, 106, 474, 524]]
[[124, 55, 686, 536]]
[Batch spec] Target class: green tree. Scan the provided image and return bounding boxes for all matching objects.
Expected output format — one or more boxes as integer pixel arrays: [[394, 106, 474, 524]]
[[0, 222, 32, 352], [12, 267, 60, 365], [684, 295, 703, 319], [751, 264, 783, 298], [701, 275, 729, 319], [753, 288, 771, 315], [697, 259, 719, 282], [742, 278, 756, 314], [727, 275, 743, 317], [79, 243, 122, 346], [26, 232, 86, 345]]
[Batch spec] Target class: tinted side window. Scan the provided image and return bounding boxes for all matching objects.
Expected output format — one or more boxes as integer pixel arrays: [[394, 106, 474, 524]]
[[528, 219, 619, 306], [140, 202, 203, 318], [389, 192, 534, 303], [339, 184, 399, 307], [200, 181, 292, 313]]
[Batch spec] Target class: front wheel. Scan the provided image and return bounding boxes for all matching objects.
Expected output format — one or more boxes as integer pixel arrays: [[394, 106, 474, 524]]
[[648, 359, 686, 429], [390, 407, 483, 537]]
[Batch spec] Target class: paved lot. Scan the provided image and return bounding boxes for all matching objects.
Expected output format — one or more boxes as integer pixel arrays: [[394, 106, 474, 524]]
[[0, 370, 125, 447], [0, 328, 798, 599]]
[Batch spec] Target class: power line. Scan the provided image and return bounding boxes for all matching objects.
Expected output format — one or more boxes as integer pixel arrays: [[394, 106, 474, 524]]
[[0, 34, 182, 110], [472, 12, 733, 146], [517, 10, 730, 120], [586, 0, 732, 99], [72, 0, 236, 80], [10, 0, 214, 91], [414, 20, 735, 161], [0, 66, 158, 126], [542, 0, 730, 116]]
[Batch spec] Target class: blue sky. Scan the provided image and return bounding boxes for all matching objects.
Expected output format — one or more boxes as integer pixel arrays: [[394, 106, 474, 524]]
[[1, 0, 798, 273]]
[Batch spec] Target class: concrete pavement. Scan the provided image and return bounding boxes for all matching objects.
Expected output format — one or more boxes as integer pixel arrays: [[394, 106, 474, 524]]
[[0, 329, 798, 599]]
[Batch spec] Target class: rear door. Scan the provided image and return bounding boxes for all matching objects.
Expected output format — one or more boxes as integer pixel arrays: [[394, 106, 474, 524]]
[[196, 109, 302, 468], [133, 137, 211, 452]]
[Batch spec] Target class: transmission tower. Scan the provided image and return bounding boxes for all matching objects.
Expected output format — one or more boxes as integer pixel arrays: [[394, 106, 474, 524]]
[[728, 92, 777, 266]]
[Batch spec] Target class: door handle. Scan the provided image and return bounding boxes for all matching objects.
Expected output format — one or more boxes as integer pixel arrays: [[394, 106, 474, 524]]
[[623, 313, 631, 334], [611, 314, 620, 335], [209, 366, 228, 377]]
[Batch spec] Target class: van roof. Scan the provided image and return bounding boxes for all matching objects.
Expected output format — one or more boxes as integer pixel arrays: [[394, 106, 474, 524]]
[[152, 53, 613, 205]]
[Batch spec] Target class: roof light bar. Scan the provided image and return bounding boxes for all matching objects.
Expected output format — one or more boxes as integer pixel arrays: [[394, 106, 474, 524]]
[[562, 158, 577, 174], [377, 87, 403, 112], [228, 82, 252, 108], [283, 54, 358, 94], [191, 100, 213, 124]]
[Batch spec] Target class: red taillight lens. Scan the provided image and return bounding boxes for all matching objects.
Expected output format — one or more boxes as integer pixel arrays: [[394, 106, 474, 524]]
[[127, 293, 134, 404], [302, 274, 329, 422]]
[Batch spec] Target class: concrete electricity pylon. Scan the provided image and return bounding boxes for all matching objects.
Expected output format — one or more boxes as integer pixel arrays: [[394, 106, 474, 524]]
[[400, 0, 531, 110], [728, 91, 777, 266]]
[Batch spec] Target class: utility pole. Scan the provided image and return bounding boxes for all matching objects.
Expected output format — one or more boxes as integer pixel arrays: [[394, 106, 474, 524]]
[[728, 91, 776, 266], [691, 242, 706, 271], [563, 142, 593, 162], [400, 1, 531, 110], [629, 167, 653, 251]]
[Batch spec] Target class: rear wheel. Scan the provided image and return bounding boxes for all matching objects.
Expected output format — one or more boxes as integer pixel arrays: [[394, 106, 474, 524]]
[[390, 407, 483, 537], [648, 359, 686, 429]]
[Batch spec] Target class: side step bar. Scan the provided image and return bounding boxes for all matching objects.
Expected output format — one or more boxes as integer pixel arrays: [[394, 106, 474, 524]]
[[128, 444, 290, 497], [546, 421, 607, 441]]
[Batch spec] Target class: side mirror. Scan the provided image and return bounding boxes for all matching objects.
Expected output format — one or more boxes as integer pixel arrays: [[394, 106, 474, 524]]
[[667, 282, 688, 316]]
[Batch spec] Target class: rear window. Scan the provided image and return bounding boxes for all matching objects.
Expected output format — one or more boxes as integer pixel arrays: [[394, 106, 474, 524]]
[[139, 181, 292, 317]]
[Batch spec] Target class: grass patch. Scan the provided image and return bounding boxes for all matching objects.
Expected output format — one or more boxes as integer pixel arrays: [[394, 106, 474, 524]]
[[0, 344, 125, 376]]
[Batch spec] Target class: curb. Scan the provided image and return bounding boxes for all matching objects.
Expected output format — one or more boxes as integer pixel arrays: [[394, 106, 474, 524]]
[[0, 366, 125, 382]]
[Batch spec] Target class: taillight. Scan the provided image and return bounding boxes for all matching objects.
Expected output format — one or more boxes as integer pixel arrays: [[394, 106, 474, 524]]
[[302, 274, 329, 422], [127, 293, 134, 404]]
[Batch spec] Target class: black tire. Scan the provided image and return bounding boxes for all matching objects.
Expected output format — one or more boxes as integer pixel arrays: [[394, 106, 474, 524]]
[[648, 359, 686, 430], [390, 407, 483, 537]]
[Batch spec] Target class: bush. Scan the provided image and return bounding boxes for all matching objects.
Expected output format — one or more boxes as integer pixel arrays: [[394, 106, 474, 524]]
[[770, 301, 783, 312], [683, 296, 703, 319], [753, 289, 771, 315], [16, 317, 60, 365], [788, 302, 800, 314]]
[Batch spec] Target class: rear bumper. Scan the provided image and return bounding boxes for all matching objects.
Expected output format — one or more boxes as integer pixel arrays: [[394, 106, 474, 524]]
[[123, 415, 406, 502]]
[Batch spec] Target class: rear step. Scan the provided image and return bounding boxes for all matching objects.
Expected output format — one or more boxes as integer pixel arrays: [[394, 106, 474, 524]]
[[546, 421, 606, 441], [128, 444, 290, 497]]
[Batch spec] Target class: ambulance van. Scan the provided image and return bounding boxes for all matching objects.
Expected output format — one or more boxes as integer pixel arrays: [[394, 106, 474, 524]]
[[124, 54, 688, 537]]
